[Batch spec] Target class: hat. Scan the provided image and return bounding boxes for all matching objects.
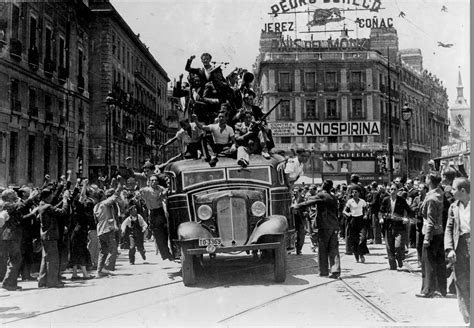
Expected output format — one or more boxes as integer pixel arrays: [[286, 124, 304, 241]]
[[40, 188, 53, 200], [125, 156, 132, 161], [296, 147, 306, 155], [142, 161, 154, 169]]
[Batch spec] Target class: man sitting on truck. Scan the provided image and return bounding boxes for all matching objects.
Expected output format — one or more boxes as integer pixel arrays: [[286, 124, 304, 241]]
[[192, 110, 237, 167]]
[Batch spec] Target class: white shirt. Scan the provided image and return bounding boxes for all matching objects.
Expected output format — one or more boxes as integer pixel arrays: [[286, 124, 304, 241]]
[[208, 123, 234, 144], [121, 214, 148, 234], [285, 157, 304, 182], [390, 198, 397, 215], [459, 200, 470, 235], [345, 198, 367, 217]]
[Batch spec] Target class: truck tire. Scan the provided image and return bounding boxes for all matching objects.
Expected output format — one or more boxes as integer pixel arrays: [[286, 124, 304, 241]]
[[274, 235, 287, 282], [181, 241, 196, 286]]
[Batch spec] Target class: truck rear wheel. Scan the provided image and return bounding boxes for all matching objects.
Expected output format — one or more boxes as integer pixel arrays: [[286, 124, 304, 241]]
[[180, 241, 196, 286], [274, 235, 287, 282]]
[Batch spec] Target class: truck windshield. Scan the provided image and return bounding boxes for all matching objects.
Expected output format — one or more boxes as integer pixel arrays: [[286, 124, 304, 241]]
[[227, 167, 271, 184], [182, 169, 225, 189]]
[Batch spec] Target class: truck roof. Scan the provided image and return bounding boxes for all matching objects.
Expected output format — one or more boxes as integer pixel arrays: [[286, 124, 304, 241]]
[[164, 154, 287, 173]]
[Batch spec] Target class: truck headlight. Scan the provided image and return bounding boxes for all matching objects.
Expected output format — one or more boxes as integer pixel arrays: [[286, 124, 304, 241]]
[[251, 201, 266, 217], [197, 205, 212, 220]]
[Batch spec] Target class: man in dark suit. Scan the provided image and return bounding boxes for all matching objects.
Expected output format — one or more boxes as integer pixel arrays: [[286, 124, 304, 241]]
[[417, 173, 447, 298], [1, 188, 39, 291], [37, 188, 70, 288], [293, 180, 341, 278], [379, 183, 412, 270], [445, 177, 470, 324]]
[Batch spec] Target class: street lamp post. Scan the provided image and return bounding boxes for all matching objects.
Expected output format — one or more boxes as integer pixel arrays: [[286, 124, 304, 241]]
[[147, 120, 157, 163], [105, 91, 116, 179], [401, 102, 413, 178]]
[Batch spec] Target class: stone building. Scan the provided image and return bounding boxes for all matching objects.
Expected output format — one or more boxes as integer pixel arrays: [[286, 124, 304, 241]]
[[0, 1, 90, 187], [448, 70, 470, 144], [88, 1, 169, 180], [254, 27, 449, 184]]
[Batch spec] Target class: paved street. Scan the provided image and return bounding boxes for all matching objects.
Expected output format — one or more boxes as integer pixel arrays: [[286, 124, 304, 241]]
[[0, 236, 466, 328]]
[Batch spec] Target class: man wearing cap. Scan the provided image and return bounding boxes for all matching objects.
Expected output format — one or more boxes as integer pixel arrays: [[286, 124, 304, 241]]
[[139, 174, 173, 260], [93, 183, 123, 277], [36, 188, 70, 288], [0, 188, 39, 291], [285, 148, 310, 187]]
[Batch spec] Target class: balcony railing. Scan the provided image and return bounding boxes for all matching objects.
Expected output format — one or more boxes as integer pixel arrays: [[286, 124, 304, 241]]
[[44, 58, 55, 78], [350, 112, 366, 120], [58, 66, 68, 84], [348, 81, 366, 91], [277, 83, 292, 92], [77, 75, 85, 92], [10, 99, 21, 113], [325, 113, 341, 120], [45, 111, 54, 122], [28, 106, 39, 118], [303, 84, 317, 92], [9, 38, 22, 61], [304, 114, 319, 121], [324, 82, 339, 91], [28, 45, 39, 71]]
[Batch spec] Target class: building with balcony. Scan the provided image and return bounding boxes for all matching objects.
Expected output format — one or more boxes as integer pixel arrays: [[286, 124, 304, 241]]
[[0, 1, 91, 187], [254, 27, 449, 184], [88, 1, 169, 180]]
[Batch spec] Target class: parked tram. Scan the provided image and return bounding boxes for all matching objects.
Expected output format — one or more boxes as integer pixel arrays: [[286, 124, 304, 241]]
[[162, 154, 295, 286]]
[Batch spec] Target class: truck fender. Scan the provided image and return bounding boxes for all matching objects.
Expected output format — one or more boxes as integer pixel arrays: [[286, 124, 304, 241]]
[[247, 215, 288, 244], [177, 221, 213, 241]]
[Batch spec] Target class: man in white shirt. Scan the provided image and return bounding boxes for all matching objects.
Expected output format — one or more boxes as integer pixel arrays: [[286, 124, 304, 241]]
[[192, 112, 236, 167], [445, 177, 470, 324], [159, 119, 203, 159], [285, 148, 310, 187]]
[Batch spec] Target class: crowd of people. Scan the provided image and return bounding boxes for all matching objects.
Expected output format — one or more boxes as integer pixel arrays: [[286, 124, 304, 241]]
[[165, 52, 274, 168], [0, 163, 176, 291], [290, 160, 470, 324]]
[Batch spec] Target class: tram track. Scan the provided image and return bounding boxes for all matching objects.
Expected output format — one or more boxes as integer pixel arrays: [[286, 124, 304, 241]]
[[217, 267, 396, 324], [4, 248, 421, 325], [2, 258, 314, 325]]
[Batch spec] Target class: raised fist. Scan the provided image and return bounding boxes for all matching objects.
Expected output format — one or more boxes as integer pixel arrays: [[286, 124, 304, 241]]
[[190, 55, 196, 60]]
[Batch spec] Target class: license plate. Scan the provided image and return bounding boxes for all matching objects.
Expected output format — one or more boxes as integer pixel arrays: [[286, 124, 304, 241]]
[[199, 238, 222, 247]]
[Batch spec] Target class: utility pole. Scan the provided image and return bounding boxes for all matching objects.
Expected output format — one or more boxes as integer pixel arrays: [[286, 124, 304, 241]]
[[387, 47, 394, 183]]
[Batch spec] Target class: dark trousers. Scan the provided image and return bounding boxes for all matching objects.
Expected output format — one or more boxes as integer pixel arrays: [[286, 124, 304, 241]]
[[349, 215, 369, 260], [149, 208, 172, 260], [129, 234, 146, 264], [454, 234, 470, 324], [294, 210, 306, 254], [384, 226, 407, 269], [38, 240, 60, 287], [1, 239, 22, 288], [20, 238, 34, 279], [371, 212, 382, 244], [415, 221, 424, 263], [97, 231, 118, 272], [318, 229, 340, 276], [0, 239, 8, 280], [420, 234, 447, 296]]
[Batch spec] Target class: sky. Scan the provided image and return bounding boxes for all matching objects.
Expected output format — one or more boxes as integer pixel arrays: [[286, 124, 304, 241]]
[[111, 0, 470, 107]]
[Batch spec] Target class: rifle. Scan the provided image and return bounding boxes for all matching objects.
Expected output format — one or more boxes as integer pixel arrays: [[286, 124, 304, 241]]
[[250, 99, 282, 132]]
